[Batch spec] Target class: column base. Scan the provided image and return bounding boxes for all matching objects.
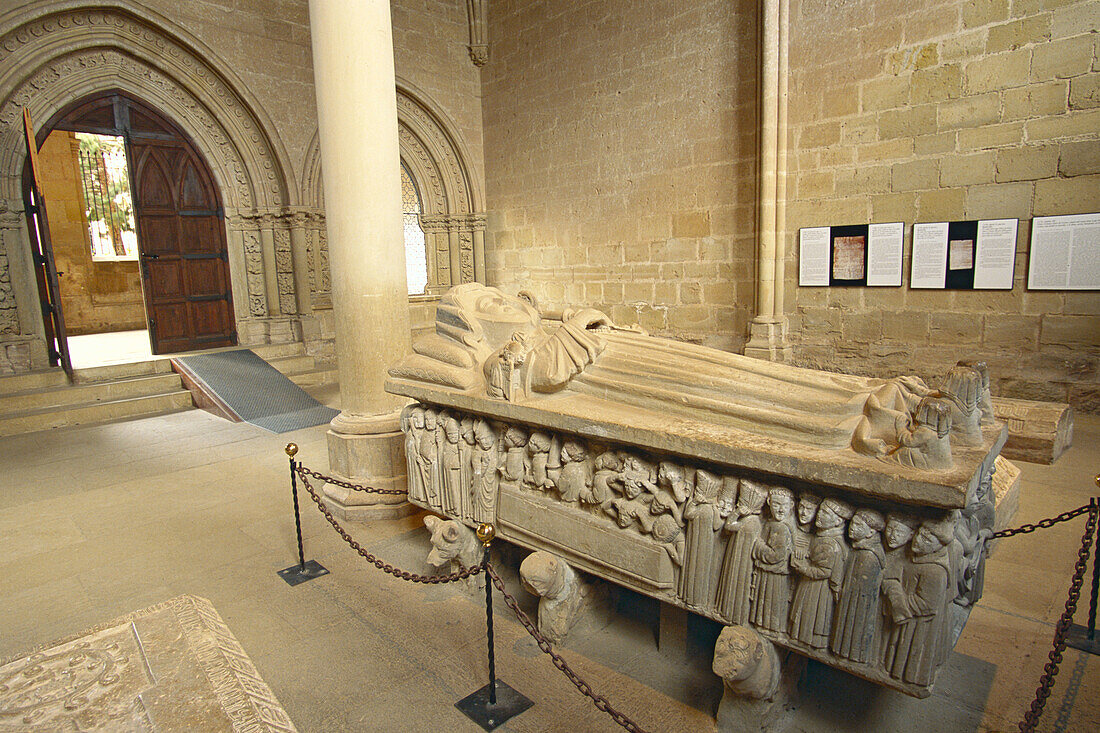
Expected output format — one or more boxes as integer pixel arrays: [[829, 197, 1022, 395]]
[[324, 410, 417, 521], [743, 317, 792, 362]]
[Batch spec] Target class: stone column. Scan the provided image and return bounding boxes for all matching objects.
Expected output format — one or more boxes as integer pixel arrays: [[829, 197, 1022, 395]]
[[310, 0, 414, 519], [744, 0, 792, 362]]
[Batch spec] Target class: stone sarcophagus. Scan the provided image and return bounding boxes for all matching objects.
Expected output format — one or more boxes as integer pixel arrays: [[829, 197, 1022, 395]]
[[385, 284, 1005, 698]]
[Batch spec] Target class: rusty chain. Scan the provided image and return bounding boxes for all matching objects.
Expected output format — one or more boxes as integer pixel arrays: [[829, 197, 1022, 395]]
[[294, 464, 409, 495], [484, 564, 650, 733], [1018, 499, 1097, 733], [295, 468, 480, 584], [992, 502, 1092, 539]]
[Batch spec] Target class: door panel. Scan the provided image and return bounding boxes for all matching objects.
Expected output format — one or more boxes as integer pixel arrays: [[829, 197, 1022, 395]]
[[184, 259, 227, 296], [191, 300, 233, 338], [179, 217, 221, 254]]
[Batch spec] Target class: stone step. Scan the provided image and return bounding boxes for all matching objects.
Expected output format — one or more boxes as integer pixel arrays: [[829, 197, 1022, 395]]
[[266, 354, 317, 376], [73, 359, 175, 384], [0, 369, 70, 395], [1, 373, 185, 414], [251, 341, 306, 360], [0, 390, 193, 437], [287, 367, 339, 389]]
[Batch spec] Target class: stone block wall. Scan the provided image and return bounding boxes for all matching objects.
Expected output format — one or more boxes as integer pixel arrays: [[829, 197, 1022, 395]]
[[785, 0, 1100, 410], [482, 0, 759, 351]]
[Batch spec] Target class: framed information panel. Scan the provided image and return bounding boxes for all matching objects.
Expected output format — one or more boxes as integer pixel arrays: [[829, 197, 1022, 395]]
[[911, 219, 1017, 290], [799, 222, 903, 287], [1027, 212, 1100, 290]]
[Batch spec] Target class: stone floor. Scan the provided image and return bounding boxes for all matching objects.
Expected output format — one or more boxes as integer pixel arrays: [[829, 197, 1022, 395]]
[[1, 387, 1097, 732]]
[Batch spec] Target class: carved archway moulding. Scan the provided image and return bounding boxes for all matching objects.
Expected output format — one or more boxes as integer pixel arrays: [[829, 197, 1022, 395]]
[[301, 81, 484, 217], [0, 1, 297, 210]]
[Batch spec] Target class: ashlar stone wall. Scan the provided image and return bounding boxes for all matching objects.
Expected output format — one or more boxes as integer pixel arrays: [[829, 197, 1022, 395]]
[[482, 0, 760, 351], [785, 0, 1100, 410]]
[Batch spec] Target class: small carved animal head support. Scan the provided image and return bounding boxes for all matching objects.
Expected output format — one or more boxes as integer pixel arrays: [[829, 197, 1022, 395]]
[[737, 479, 769, 516], [817, 497, 854, 530], [424, 515, 473, 567], [712, 625, 766, 683], [767, 486, 795, 521], [797, 493, 820, 526], [849, 508, 885, 541], [884, 513, 920, 550]]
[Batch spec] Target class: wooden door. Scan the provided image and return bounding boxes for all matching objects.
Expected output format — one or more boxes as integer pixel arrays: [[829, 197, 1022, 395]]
[[46, 92, 236, 354]]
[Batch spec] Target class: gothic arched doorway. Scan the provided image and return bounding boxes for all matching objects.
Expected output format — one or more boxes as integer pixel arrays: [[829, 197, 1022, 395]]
[[33, 91, 236, 355]]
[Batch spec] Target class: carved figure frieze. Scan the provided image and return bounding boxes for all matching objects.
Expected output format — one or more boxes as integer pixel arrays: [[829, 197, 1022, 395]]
[[402, 400, 992, 693]]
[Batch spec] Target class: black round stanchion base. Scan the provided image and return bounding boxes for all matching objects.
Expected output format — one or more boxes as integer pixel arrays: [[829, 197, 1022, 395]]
[[277, 559, 329, 586], [455, 681, 533, 731], [1065, 624, 1100, 656]]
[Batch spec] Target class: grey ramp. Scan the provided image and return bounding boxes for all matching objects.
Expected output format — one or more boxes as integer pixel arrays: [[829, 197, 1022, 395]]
[[174, 349, 338, 433]]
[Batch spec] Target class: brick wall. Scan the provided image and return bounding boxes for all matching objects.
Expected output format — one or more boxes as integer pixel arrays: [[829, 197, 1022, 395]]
[[786, 0, 1100, 410], [482, 0, 759, 350]]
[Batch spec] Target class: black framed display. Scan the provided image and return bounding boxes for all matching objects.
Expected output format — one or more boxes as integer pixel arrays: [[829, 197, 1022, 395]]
[[911, 218, 1017, 290], [799, 222, 903, 287]]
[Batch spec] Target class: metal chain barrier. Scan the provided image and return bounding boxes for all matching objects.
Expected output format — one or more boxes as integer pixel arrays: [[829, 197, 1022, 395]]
[[295, 464, 409, 495], [992, 503, 1092, 539], [1016, 499, 1098, 733], [294, 466, 480, 584], [484, 563, 650, 733]]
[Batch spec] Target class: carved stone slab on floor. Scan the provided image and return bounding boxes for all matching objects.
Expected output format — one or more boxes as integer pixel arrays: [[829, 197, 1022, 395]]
[[0, 595, 296, 732]]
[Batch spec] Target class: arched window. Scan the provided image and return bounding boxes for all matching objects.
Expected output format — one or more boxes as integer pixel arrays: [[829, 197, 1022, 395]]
[[401, 164, 427, 295]]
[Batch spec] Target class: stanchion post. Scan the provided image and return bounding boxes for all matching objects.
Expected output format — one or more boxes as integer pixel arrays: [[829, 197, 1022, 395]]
[[1089, 489, 1099, 641], [276, 443, 330, 586], [479, 523, 498, 705], [455, 523, 533, 731]]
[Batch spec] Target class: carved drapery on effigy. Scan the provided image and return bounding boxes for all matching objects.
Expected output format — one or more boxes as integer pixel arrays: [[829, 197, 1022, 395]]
[[386, 285, 1007, 698]]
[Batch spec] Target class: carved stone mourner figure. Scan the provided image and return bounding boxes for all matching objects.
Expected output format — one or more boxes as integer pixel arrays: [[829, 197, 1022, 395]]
[[880, 513, 920, 667], [716, 480, 766, 625], [441, 415, 464, 516], [831, 508, 886, 663], [401, 405, 425, 503], [789, 497, 852, 649], [751, 486, 795, 633], [882, 518, 954, 685], [793, 493, 819, 566], [556, 440, 592, 503], [586, 450, 625, 509], [681, 469, 725, 609], [499, 426, 529, 493], [524, 431, 553, 491], [956, 460, 995, 606], [419, 408, 441, 506], [658, 460, 692, 503], [470, 419, 499, 523], [459, 416, 476, 518]]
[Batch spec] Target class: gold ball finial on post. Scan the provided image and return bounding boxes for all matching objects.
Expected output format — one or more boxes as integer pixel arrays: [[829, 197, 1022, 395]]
[[476, 523, 496, 548], [285, 443, 299, 458], [1094, 473, 1099, 490]]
